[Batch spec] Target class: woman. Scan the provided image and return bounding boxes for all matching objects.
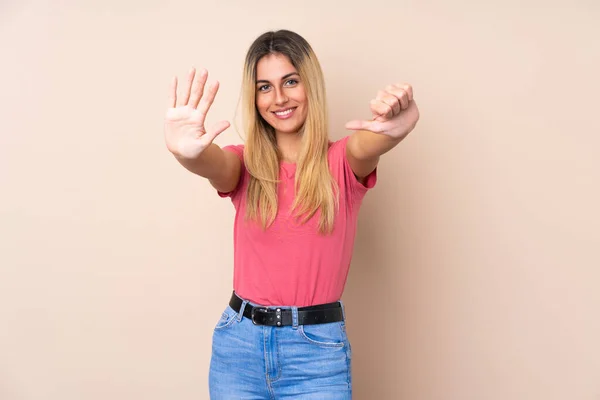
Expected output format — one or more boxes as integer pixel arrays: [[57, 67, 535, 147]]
[[164, 30, 419, 399]]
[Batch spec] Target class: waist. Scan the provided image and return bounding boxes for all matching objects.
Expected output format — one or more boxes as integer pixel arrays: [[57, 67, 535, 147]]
[[228, 291, 345, 327]]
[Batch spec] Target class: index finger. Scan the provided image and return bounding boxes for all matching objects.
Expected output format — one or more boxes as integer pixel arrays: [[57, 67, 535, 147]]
[[168, 76, 177, 108], [394, 83, 413, 101]]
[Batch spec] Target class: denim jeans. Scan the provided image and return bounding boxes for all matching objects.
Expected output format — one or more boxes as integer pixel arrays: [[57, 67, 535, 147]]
[[208, 295, 352, 399]]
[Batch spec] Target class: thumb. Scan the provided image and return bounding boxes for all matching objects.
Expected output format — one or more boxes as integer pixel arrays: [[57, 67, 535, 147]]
[[203, 120, 230, 144], [345, 120, 372, 131]]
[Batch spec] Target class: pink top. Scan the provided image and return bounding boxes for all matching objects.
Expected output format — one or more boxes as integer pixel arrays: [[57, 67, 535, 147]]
[[217, 135, 377, 307]]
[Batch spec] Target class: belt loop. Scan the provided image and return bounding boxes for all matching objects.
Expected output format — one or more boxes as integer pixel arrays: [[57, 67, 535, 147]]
[[291, 306, 299, 329], [339, 299, 346, 321], [237, 300, 248, 322]]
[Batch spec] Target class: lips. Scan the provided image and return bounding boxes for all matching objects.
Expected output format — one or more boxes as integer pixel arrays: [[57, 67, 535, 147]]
[[272, 107, 297, 119]]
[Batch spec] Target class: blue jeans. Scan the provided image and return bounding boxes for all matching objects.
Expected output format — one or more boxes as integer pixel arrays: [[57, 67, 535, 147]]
[[208, 296, 353, 399]]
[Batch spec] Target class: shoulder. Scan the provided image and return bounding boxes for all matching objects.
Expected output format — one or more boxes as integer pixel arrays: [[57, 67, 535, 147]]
[[222, 143, 245, 163], [327, 135, 378, 194], [327, 136, 351, 159]]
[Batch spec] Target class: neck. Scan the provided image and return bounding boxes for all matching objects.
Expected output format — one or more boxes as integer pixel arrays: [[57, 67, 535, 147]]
[[276, 130, 302, 163]]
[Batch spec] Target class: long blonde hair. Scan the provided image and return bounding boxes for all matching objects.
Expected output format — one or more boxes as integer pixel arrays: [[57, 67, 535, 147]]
[[241, 30, 338, 234]]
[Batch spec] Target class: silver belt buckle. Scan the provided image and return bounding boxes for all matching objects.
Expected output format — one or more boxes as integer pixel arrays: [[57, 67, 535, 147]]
[[251, 307, 269, 325]]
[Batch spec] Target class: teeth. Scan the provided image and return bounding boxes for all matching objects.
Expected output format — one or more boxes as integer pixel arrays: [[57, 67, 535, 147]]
[[275, 109, 293, 116]]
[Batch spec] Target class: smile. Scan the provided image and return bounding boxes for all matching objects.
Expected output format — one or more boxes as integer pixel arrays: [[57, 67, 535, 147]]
[[272, 107, 296, 119]]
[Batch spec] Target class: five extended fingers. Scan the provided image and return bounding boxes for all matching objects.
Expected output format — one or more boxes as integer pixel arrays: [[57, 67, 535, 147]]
[[169, 67, 214, 111]]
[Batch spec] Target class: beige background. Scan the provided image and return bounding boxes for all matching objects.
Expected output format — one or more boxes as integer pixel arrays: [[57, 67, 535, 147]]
[[1, 0, 599, 399]]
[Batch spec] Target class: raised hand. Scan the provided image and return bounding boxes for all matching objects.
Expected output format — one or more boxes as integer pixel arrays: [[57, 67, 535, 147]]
[[164, 67, 230, 159], [345, 83, 419, 140]]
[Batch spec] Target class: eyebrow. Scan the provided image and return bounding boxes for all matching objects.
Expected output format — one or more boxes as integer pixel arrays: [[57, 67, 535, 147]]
[[256, 72, 299, 85]]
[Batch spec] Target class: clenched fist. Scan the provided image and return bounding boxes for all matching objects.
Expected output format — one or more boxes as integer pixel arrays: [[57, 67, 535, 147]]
[[345, 83, 419, 141]]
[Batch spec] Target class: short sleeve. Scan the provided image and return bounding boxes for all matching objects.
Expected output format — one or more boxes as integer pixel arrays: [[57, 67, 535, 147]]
[[217, 144, 246, 199], [328, 135, 377, 204]]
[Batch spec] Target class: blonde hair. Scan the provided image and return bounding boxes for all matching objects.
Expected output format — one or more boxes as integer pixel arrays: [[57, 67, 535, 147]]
[[241, 30, 338, 234]]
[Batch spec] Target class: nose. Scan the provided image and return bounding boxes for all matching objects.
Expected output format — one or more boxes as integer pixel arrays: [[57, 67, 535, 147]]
[[274, 88, 288, 105]]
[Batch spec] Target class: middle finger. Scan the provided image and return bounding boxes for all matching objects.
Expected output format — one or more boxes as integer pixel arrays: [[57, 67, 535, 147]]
[[377, 90, 401, 115], [386, 86, 409, 110], [177, 67, 196, 107], [189, 68, 208, 109]]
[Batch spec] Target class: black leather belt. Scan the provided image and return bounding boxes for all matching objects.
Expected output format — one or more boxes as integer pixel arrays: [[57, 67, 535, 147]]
[[229, 292, 344, 327]]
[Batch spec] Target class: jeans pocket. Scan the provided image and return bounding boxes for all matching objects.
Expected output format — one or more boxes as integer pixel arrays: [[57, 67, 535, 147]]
[[298, 322, 345, 348], [214, 306, 238, 330]]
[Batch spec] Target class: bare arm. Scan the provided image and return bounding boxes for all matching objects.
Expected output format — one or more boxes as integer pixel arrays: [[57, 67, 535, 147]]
[[345, 83, 419, 179], [164, 67, 240, 193], [346, 131, 402, 179], [174, 143, 241, 193]]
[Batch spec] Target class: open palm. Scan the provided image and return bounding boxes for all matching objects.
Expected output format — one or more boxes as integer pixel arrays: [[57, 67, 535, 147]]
[[164, 67, 230, 159]]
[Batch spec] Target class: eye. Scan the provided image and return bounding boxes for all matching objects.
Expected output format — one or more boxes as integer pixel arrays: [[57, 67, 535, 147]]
[[284, 79, 298, 86], [257, 84, 270, 92]]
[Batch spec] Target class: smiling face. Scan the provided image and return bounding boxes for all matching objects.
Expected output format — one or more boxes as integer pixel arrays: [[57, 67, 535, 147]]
[[255, 53, 308, 136]]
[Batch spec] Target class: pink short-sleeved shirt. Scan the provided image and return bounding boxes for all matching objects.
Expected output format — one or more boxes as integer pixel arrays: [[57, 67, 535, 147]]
[[217, 135, 376, 307]]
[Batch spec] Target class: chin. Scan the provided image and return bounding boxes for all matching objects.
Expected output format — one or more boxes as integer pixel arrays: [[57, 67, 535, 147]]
[[276, 124, 303, 134], [277, 125, 305, 135]]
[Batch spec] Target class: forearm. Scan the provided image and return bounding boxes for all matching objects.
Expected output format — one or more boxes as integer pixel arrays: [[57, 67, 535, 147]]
[[348, 130, 404, 161], [174, 143, 227, 180]]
